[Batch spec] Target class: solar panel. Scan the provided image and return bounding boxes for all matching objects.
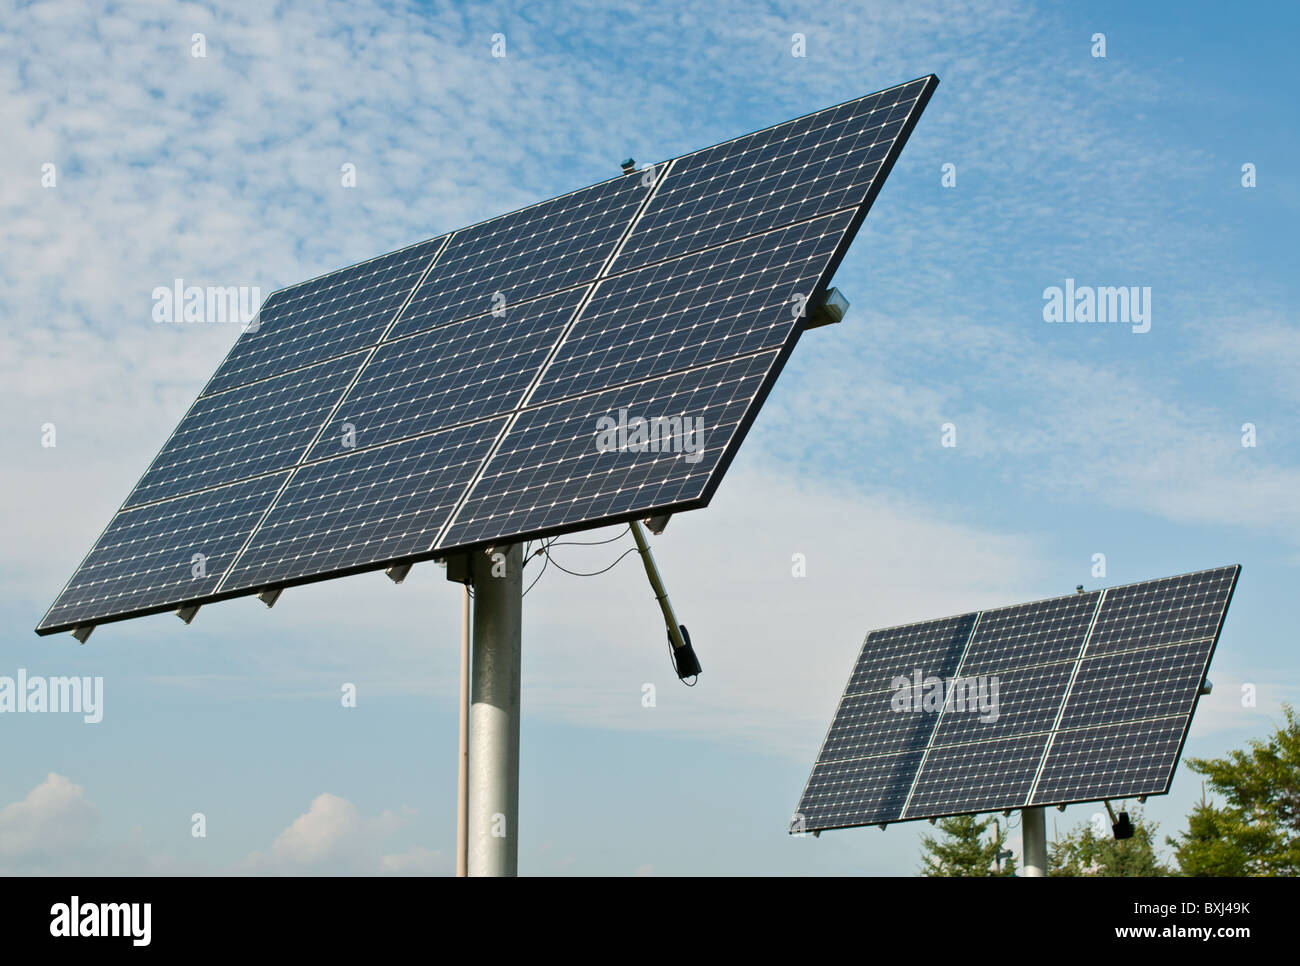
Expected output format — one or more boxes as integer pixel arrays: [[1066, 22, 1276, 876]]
[[37, 74, 938, 635], [791, 565, 1239, 832]]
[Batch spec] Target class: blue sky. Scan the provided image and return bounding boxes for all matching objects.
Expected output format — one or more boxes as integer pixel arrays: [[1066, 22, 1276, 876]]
[[1, 0, 1297, 874]]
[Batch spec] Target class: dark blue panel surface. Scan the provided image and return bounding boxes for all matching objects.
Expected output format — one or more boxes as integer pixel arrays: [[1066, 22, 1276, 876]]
[[793, 751, 926, 831], [1086, 565, 1237, 655], [531, 211, 853, 405], [308, 287, 587, 461], [221, 419, 505, 592], [613, 76, 934, 273], [958, 592, 1100, 674], [1032, 717, 1186, 804], [928, 661, 1074, 747], [903, 733, 1050, 818], [126, 352, 364, 508], [203, 237, 444, 396], [818, 689, 944, 763], [439, 352, 775, 549], [38, 474, 287, 631], [845, 614, 977, 697], [1056, 642, 1207, 731], [793, 567, 1238, 830], [40, 77, 939, 635], [387, 175, 650, 340]]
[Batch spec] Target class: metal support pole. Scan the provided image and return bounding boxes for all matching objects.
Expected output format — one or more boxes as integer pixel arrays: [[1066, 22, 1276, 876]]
[[1021, 806, 1047, 877], [456, 583, 470, 877], [468, 544, 522, 876]]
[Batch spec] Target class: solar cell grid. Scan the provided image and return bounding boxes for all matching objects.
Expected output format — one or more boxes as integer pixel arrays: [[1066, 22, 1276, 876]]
[[903, 733, 1050, 818], [439, 351, 775, 549], [958, 592, 1100, 674], [126, 351, 366, 508], [1086, 567, 1236, 655], [306, 287, 588, 461], [386, 174, 652, 340], [1031, 717, 1185, 805], [38, 75, 940, 634], [202, 236, 445, 397], [613, 76, 933, 272], [927, 661, 1074, 747], [818, 690, 944, 762], [844, 614, 977, 696], [793, 751, 926, 831], [1055, 642, 1207, 731], [221, 419, 505, 592], [530, 210, 854, 405], [792, 566, 1239, 830], [39, 473, 289, 630]]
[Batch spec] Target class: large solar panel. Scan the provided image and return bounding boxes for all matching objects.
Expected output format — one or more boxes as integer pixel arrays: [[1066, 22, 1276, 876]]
[[791, 565, 1239, 832], [38, 75, 938, 635]]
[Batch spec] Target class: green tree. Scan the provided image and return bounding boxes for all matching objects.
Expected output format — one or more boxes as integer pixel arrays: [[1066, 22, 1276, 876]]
[[1170, 704, 1300, 876], [920, 814, 1016, 876], [1049, 806, 1171, 876]]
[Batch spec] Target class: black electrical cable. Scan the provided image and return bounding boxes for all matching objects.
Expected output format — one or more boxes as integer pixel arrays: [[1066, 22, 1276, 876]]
[[522, 541, 552, 597], [544, 545, 637, 578], [546, 525, 630, 549]]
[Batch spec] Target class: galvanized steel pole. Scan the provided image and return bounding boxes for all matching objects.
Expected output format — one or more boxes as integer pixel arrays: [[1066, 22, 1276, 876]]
[[1021, 806, 1047, 877], [468, 544, 523, 876]]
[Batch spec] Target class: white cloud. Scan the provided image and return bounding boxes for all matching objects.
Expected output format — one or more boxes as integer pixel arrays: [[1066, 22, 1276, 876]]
[[238, 793, 445, 876], [0, 773, 98, 870], [0, 775, 441, 876]]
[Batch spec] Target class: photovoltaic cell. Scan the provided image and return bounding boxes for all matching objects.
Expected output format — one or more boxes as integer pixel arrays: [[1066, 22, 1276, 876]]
[[903, 733, 1050, 818], [792, 566, 1239, 831], [1031, 717, 1186, 805], [926, 661, 1074, 747], [220, 419, 504, 593], [614, 76, 934, 273], [844, 614, 977, 696], [305, 287, 588, 462], [386, 175, 651, 340], [440, 352, 774, 549], [39, 474, 288, 630], [529, 211, 854, 405], [793, 751, 925, 832], [202, 237, 444, 397], [1055, 643, 1207, 731], [958, 592, 1100, 674], [125, 352, 366, 508], [1085, 567, 1236, 655], [818, 691, 943, 762]]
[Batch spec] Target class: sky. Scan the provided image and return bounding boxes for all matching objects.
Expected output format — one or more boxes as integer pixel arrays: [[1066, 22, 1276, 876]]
[[1, 0, 1297, 875]]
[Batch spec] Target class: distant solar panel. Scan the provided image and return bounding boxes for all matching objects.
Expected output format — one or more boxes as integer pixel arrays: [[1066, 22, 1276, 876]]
[[38, 75, 938, 635], [792, 565, 1239, 832]]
